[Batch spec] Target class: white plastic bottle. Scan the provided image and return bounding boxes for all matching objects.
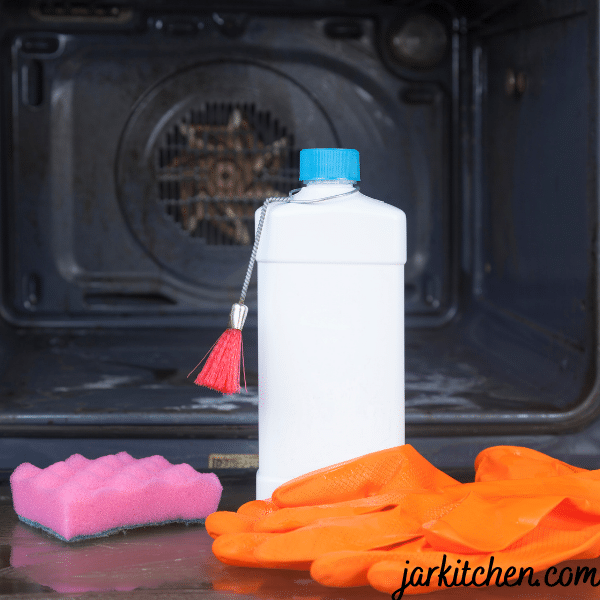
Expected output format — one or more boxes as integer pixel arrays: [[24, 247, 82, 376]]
[[255, 148, 406, 500]]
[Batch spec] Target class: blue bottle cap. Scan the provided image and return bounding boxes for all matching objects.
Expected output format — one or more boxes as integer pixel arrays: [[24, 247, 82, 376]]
[[299, 148, 360, 182]]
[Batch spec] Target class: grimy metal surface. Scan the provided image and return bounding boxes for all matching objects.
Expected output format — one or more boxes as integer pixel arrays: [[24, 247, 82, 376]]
[[1, 0, 600, 475], [5, 17, 450, 325]]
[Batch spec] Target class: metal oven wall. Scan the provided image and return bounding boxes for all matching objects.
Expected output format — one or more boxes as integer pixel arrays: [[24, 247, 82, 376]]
[[0, 0, 597, 481]]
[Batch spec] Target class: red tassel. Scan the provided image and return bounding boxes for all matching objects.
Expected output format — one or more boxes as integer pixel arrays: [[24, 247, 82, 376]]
[[190, 303, 248, 394], [193, 328, 245, 394]]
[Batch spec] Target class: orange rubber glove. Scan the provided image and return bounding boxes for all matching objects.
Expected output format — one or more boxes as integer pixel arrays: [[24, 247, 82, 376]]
[[313, 495, 600, 594], [312, 448, 600, 594], [207, 445, 600, 596], [474, 445, 589, 482], [206, 444, 461, 567], [206, 444, 459, 541]]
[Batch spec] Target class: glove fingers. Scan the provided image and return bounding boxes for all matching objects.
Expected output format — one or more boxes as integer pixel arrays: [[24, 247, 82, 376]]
[[212, 532, 313, 571], [236, 499, 279, 518], [272, 445, 458, 508], [256, 488, 459, 534], [253, 507, 422, 566], [475, 446, 589, 482], [253, 491, 419, 533], [212, 532, 278, 567], [253, 504, 386, 533], [206, 499, 281, 538], [310, 538, 429, 588], [311, 550, 393, 588], [205, 511, 258, 539]]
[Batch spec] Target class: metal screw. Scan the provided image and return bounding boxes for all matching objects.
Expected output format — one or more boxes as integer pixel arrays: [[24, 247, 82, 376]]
[[506, 68, 528, 97]]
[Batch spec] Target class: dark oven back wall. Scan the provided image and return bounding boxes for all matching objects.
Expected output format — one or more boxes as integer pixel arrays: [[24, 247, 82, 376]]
[[2, 7, 454, 328]]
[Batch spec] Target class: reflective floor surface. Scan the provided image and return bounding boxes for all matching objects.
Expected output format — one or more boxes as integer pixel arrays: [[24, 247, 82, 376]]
[[2, 483, 600, 600]]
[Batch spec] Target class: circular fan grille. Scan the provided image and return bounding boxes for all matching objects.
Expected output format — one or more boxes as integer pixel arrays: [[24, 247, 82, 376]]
[[156, 103, 298, 246]]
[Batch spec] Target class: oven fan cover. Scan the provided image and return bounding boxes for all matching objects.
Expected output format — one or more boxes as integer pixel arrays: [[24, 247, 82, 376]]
[[117, 62, 339, 297]]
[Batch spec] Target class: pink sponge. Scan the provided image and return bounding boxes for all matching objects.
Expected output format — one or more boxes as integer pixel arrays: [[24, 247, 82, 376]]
[[10, 452, 223, 542]]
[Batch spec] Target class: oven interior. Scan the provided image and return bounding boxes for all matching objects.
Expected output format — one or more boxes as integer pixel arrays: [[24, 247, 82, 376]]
[[0, 0, 596, 479]]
